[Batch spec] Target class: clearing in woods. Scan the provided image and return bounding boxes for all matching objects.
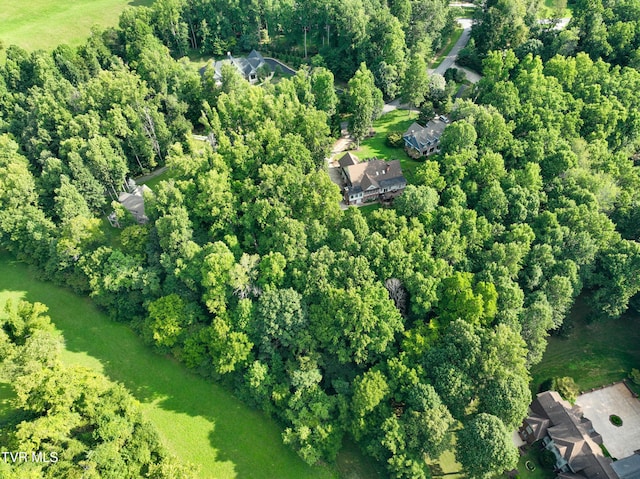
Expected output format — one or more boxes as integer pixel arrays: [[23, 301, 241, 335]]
[[0, 0, 155, 51]]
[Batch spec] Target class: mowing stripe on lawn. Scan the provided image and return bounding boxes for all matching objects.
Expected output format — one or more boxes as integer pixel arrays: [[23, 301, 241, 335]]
[[0, 252, 336, 479], [531, 296, 640, 393]]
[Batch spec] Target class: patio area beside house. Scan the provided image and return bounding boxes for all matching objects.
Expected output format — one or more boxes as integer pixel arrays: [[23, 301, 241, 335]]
[[576, 383, 640, 459]]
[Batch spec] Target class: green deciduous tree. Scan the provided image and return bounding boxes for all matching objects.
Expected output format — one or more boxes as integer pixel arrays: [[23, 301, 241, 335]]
[[144, 294, 191, 348], [253, 288, 310, 357], [436, 272, 497, 327], [400, 54, 429, 112], [201, 241, 235, 315], [472, 0, 532, 56], [394, 184, 439, 218], [478, 374, 531, 428], [310, 283, 403, 365], [310, 67, 338, 116], [589, 238, 640, 319], [456, 413, 518, 479], [346, 63, 383, 146]]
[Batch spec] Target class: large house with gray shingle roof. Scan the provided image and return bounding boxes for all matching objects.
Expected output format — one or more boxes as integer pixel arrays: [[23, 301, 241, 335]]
[[108, 182, 152, 227], [338, 152, 406, 205], [403, 117, 448, 157], [206, 50, 266, 85], [520, 391, 618, 479]]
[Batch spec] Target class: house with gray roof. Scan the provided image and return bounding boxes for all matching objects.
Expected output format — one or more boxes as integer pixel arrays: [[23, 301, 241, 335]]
[[612, 454, 640, 479], [402, 117, 448, 157], [207, 50, 266, 85], [338, 152, 406, 205], [108, 183, 152, 227], [520, 391, 618, 479]]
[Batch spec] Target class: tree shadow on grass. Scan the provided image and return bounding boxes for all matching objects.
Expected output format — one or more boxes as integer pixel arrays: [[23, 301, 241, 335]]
[[0, 254, 333, 479], [128, 0, 156, 7]]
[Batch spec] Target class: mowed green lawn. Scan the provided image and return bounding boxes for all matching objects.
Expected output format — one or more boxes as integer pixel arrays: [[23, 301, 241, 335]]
[[0, 252, 337, 479], [531, 296, 640, 393], [353, 109, 425, 184], [512, 446, 554, 479], [538, 0, 572, 18], [0, 0, 155, 51]]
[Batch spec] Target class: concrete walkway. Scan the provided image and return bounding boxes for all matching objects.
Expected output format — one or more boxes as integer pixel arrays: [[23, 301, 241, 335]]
[[382, 98, 419, 115], [427, 18, 483, 84], [331, 137, 353, 156], [512, 430, 526, 448], [539, 17, 571, 31], [456, 65, 482, 84], [135, 166, 168, 184], [449, 1, 476, 7], [426, 14, 570, 84]]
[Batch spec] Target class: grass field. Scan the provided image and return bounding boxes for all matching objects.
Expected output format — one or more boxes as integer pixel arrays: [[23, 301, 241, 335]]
[[335, 438, 385, 479], [427, 431, 463, 479], [512, 446, 555, 479], [428, 448, 463, 479], [354, 109, 425, 184], [358, 203, 382, 216], [538, 0, 572, 18], [0, 251, 337, 479], [0, 0, 155, 52], [531, 296, 640, 393]]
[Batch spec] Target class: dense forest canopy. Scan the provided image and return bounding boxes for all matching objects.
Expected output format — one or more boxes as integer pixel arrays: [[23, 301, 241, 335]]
[[1, 0, 640, 477], [138, 0, 454, 83]]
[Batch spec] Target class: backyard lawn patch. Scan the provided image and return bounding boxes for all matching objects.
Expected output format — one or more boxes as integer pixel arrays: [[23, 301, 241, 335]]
[[335, 437, 386, 479], [354, 109, 426, 185], [511, 445, 555, 479], [531, 296, 640, 393], [538, 0, 572, 18]]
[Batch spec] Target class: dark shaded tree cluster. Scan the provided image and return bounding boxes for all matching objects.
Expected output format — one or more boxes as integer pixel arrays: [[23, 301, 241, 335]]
[[130, 0, 454, 92], [568, 0, 640, 68]]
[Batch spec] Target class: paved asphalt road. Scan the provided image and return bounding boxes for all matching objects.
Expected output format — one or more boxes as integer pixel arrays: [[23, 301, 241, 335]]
[[427, 13, 570, 83], [429, 18, 475, 81]]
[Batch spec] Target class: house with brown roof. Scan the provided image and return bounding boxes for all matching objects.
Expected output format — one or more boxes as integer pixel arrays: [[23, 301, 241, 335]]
[[338, 152, 406, 205], [520, 391, 618, 479]]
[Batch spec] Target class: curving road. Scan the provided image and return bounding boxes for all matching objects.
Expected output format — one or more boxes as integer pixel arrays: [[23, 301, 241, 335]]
[[428, 11, 571, 84], [429, 18, 474, 78], [427, 18, 483, 84]]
